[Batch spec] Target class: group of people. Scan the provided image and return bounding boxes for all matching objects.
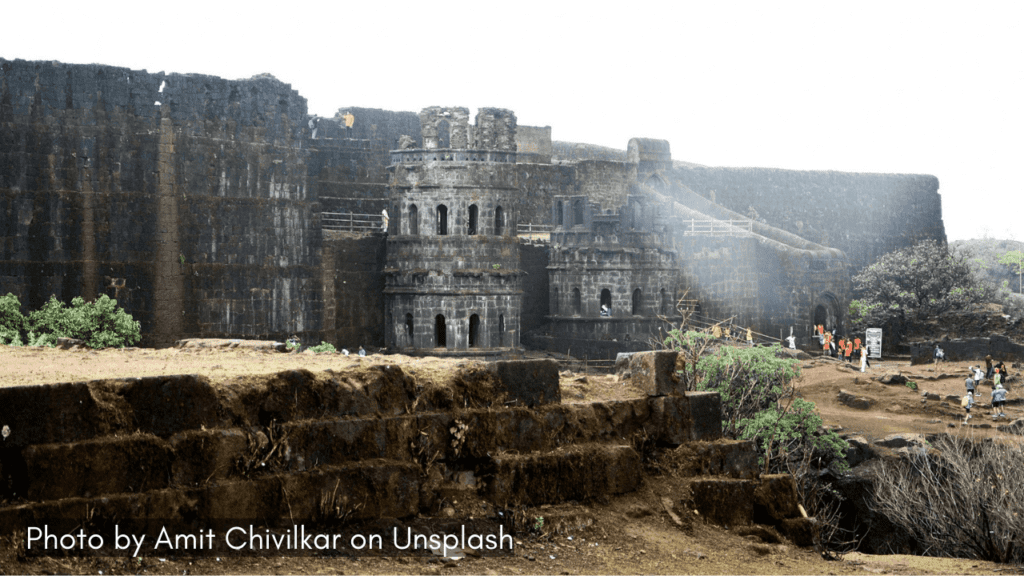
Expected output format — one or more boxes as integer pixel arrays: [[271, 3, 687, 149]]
[[816, 325, 871, 373], [962, 355, 1012, 422], [709, 324, 757, 346]]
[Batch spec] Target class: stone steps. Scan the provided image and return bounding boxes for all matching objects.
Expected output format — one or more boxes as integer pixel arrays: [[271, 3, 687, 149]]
[[0, 356, 724, 535]]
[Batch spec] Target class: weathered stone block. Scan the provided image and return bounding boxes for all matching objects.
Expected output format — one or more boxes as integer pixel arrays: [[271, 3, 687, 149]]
[[648, 395, 692, 446], [485, 359, 560, 406], [170, 428, 248, 487], [669, 439, 759, 479], [628, 351, 682, 396], [689, 478, 757, 527], [753, 474, 799, 522], [22, 435, 174, 501], [687, 392, 723, 441]]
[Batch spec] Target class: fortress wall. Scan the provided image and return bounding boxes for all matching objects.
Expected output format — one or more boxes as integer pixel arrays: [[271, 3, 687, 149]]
[[574, 160, 636, 214], [0, 59, 322, 346], [311, 108, 420, 217], [519, 242, 551, 335], [676, 234, 851, 339], [668, 166, 945, 270], [323, 234, 387, 348], [551, 141, 627, 163], [516, 163, 576, 226]]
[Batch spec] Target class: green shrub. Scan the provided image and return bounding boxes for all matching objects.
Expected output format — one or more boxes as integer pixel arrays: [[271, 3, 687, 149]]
[[0, 293, 27, 345], [28, 295, 141, 349], [309, 341, 337, 354]]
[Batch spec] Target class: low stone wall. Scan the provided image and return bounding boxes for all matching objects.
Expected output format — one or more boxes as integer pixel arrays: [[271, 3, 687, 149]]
[[911, 335, 1024, 365]]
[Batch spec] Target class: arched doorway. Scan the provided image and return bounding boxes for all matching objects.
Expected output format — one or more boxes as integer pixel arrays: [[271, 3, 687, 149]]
[[494, 205, 504, 236], [435, 314, 447, 348], [632, 288, 643, 315], [468, 314, 480, 348]]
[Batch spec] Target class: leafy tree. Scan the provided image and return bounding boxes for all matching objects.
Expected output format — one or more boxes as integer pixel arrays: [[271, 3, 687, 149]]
[[848, 240, 986, 341], [998, 249, 1024, 294], [28, 294, 141, 348], [0, 293, 27, 345]]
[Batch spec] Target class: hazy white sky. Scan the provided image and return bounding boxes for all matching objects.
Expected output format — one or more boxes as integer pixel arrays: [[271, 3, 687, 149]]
[[3, 1, 1021, 241]]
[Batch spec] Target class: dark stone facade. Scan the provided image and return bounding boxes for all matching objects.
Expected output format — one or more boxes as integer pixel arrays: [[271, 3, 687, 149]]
[[0, 58, 946, 355], [383, 108, 523, 354]]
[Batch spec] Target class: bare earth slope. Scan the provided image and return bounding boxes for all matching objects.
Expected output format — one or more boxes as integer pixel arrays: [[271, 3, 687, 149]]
[[0, 344, 1014, 575]]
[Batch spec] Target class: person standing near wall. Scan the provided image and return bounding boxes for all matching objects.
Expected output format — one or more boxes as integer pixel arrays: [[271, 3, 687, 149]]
[[381, 208, 390, 232], [746, 327, 753, 346], [343, 111, 355, 131], [986, 355, 994, 379]]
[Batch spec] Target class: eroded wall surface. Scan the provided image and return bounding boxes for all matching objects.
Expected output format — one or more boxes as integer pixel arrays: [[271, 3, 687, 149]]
[[668, 166, 945, 270], [0, 59, 320, 346]]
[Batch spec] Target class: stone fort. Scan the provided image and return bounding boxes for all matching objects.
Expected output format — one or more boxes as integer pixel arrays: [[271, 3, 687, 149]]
[[0, 59, 946, 356]]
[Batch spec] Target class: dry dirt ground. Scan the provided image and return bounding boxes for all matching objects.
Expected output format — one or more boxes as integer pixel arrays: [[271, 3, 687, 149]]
[[0, 343, 1019, 575]]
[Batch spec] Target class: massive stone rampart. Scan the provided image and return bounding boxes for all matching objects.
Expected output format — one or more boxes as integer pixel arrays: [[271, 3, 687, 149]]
[[666, 166, 945, 270], [1, 58, 320, 346]]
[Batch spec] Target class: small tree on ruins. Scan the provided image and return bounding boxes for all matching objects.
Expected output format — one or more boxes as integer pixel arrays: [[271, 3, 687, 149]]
[[848, 240, 986, 343]]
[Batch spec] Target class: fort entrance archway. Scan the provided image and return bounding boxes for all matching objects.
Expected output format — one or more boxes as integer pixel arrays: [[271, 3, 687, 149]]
[[811, 292, 842, 334]]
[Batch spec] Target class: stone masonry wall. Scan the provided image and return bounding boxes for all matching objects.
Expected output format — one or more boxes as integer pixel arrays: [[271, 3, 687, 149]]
[[573, 160, 636, 214], [322, 233, 387, 349], [669, 166, 945, 270], [0, 58, 321, 346]]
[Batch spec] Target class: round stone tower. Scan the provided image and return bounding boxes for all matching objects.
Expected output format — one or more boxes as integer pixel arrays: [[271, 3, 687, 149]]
[[383, 107, 522, 355]]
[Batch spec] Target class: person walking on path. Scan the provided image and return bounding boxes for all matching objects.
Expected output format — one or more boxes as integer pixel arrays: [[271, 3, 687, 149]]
[[845, 341, 854, 363], [860, 346, 869, 372], [986, 355, 994, 379], [965, 372, 977, 396], [961, 391, 975, 423], [991, 383, 1008, 418], [994, 367, 1002, 389], [746, 327, 754, 346]]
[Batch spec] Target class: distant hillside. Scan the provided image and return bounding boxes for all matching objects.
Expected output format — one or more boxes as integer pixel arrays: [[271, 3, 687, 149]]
[[952, 238, 1024, 294]]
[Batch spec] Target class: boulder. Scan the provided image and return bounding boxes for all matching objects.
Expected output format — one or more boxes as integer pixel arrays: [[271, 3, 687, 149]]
[[837, 390, 873, 410], [880, 372, 908, 385]]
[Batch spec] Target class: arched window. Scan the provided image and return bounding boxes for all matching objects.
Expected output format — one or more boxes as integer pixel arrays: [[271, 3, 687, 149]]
[[573, 199, 584, 227], [435, 314, 447, 348], [556, 201, 564, 227], [408, 204, 418, 236], [405, 313, 414, 344], [632, 288, 643, 315], [494, 205, 504, 236], [469, 314, 480, 347], [600, 289, 612, 316], [436, 205, 448, 235], [498, 314, 505, 346], [660, 288, 670, 315], [468, 204, 478, 235], [551, 287, 559, 315], [572, 288, 581, 316]]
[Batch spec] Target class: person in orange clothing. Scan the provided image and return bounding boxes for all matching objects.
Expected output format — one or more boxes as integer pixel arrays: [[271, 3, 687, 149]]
[[854, 337, 862, 354], [845, 340, 854, 363], [838, 338, 845, 357]]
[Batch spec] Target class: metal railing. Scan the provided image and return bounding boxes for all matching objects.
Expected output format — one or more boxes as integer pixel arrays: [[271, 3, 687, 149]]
[[517, 223, 554, 234], [322, 212, 383, 232], [680, 219, 753, 236]]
